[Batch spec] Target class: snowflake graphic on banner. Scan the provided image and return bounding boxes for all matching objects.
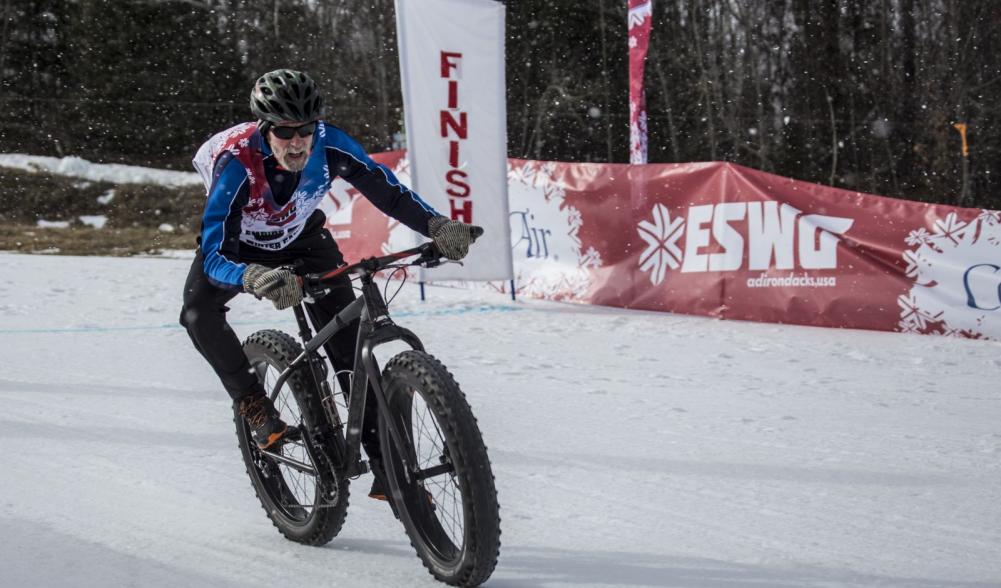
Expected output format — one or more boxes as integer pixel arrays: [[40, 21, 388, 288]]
[[505, 160, 601, 301], [637, 204, 685, 285], [904, 227, 932, 247], [899, 210, 1001, 339]]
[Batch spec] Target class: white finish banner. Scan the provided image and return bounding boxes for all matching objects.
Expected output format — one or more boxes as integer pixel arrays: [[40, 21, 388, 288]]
[[395, 0, 513, 281]]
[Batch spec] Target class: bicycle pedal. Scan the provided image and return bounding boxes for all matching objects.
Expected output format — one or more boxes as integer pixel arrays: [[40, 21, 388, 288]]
[[257, 426, 301, 455]]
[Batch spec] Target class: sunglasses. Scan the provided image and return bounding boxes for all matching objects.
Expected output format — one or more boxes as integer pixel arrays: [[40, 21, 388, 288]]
[[270, 121, 317, 140]]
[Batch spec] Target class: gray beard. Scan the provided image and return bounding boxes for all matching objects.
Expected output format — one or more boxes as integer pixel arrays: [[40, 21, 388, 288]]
[[278, 153, 307, 172]]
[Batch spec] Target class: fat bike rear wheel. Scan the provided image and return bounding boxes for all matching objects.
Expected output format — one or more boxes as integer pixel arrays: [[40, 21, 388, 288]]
[[379, 350, 500, 586], [237, 329, 350, 546]]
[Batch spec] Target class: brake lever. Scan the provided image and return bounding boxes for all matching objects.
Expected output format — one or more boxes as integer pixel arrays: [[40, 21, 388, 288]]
[[414, 242, 443, 267]]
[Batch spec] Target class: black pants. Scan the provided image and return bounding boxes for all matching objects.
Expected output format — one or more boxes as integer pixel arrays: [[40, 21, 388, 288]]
[[180, 211, 381, 462]]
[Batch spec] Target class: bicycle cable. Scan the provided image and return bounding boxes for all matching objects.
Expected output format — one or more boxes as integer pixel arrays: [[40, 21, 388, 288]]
[[384, 265, 409, 306]]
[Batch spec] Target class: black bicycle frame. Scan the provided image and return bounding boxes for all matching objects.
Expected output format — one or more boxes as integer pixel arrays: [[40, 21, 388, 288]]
[[266, 272, 424, 479]]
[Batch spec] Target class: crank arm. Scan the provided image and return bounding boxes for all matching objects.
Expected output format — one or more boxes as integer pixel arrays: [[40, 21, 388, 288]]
[[259, 447, 317, 476]]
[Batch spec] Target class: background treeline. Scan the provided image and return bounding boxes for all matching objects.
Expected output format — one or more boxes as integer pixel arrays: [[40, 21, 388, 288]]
[[1, 0, 999, 208]]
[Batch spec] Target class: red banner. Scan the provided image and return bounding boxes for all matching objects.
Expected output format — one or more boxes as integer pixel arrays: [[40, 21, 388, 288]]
[[325, 153, 1001, 339], [628, 0, 652, 164]]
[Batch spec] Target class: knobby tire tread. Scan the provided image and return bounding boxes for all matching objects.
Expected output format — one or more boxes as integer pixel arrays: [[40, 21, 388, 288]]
[[381, 350, 501, 587], [238, 329, 349, 547]]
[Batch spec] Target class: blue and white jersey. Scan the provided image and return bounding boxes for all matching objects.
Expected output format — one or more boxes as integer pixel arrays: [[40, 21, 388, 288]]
[[192, 121, 438, 289]]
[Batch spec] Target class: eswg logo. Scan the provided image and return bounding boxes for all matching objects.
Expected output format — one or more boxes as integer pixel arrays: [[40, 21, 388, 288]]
[[638, 201, 854, 285]]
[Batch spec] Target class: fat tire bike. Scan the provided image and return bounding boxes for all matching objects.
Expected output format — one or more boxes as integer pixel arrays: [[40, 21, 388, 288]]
[[234, 232, 501, 587]]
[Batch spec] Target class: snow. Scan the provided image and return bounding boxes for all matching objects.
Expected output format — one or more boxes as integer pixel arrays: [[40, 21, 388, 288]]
[[79, 215, 108, 229], [0, 252, 999, 586], [0, 154, 201, 187], [36, 216, 108, 229], [35, 219, 70, 229], [97, 189, 116, 205]]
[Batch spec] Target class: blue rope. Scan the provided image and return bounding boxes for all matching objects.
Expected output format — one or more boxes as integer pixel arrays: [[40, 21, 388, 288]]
[[0, 304, 523, 335]]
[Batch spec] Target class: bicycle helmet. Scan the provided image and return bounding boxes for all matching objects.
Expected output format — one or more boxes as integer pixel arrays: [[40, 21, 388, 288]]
[[249, 69, 323, 123]]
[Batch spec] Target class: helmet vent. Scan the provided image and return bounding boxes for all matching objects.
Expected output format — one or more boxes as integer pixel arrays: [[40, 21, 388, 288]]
[[249, 69, 323, 123]]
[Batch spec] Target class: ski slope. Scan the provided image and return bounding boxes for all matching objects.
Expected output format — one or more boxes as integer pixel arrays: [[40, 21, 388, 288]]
[[0, 252, 999, 587]]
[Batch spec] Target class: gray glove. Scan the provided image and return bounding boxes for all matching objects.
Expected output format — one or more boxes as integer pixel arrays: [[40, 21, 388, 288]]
[[428, 215, 474, 260], [242, 264, 303, 310]]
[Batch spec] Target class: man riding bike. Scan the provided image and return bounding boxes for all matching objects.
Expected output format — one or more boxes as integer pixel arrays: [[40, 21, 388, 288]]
[[180, 69, 474, 499]]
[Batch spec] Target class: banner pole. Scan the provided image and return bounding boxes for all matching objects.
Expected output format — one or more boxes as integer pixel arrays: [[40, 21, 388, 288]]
[[510, 279, 516, 301]]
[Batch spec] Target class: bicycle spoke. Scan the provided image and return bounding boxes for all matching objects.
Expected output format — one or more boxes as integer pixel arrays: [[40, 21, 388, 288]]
[[257, 365, 319, 519], [407, 387, 464, 548], [425, 473, 462, 542]]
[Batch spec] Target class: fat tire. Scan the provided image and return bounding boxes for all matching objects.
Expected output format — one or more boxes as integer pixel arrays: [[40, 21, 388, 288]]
[[237, 329, 349, 546], [379, 350, 501, 587]]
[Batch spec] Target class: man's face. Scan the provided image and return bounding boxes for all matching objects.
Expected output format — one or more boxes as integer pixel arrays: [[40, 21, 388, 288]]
[[269, 121, 316, 172]]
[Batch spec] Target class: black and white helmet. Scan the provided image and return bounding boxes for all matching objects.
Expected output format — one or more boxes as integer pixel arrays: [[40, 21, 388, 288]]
[[249, 69, 323, 123]]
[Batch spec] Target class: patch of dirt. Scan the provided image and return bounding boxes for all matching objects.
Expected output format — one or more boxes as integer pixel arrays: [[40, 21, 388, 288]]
[[2, 166, 202, 256], [0, 225, 196, 256]]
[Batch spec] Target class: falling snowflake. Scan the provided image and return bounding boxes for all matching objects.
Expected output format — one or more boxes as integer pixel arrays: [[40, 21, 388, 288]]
[[637, 204, 685, 285]]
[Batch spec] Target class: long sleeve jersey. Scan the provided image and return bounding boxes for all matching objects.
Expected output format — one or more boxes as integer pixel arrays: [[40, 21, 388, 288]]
[[194, 121, 438, 289]]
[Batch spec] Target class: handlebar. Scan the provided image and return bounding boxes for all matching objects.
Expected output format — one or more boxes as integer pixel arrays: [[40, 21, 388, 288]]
[[300, 224, 484, 296]]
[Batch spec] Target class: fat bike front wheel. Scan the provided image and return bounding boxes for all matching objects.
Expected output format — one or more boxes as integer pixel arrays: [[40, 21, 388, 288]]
[[379, 350, 500, 586], [237, 329, 350, 546]]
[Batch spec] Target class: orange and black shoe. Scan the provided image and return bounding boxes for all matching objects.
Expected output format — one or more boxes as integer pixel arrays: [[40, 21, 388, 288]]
[[368, 476, 388, 501], [369, 476, 435, 511], [237, 394, 288, 449]]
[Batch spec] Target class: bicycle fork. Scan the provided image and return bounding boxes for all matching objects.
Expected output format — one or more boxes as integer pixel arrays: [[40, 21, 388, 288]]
[[342, 278, 427, 479]]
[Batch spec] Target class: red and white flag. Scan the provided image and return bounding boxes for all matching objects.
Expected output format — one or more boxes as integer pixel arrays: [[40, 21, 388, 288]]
[[628, 0, 652, 164]]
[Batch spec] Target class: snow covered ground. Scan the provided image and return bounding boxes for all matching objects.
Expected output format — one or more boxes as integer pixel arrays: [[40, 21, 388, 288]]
[[1, 252, 999, 587], [0, 154, 201, 187]]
